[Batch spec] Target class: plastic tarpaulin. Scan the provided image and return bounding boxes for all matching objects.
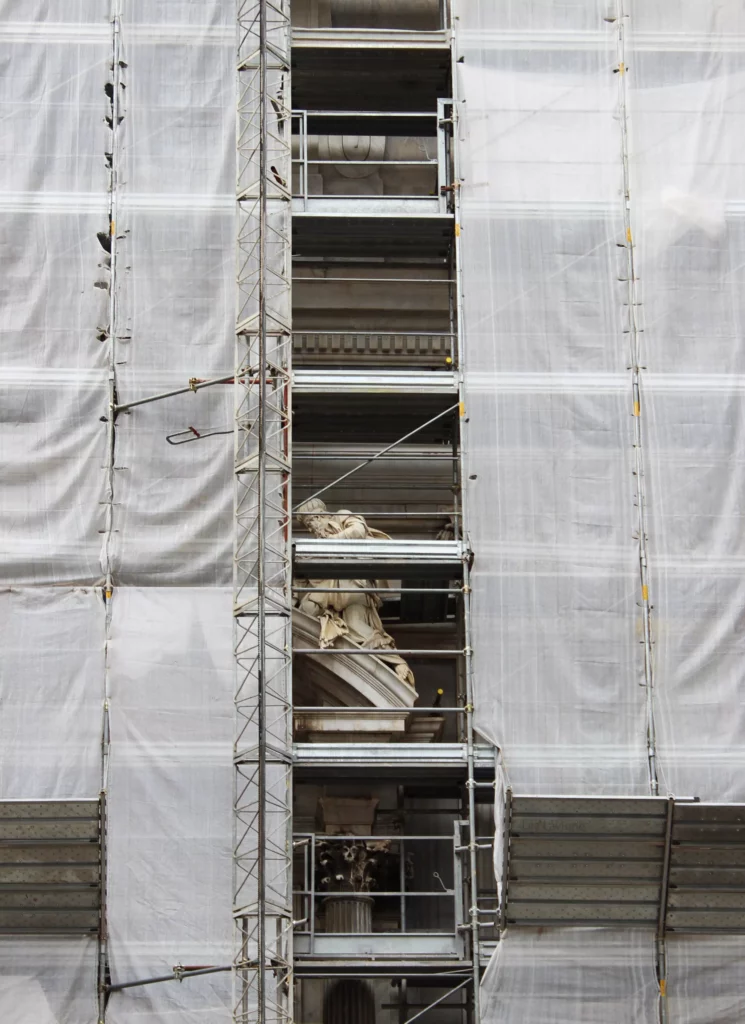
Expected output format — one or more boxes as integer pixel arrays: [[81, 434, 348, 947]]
[[0, 5, 109, 586], [628, 0, 745, 802], [459, 3, 649, 796], [0, 6, 110, 1016], [0, 587, 105, 797], [106, 587, 233, 1023], [104, 5, 236, 1021], [0, 3, 235, 1021], [480, 928, 660, 1024], [665, 935, 745, 1023], [0, 937, 98, 1024], [458, 0, 745, 1019]]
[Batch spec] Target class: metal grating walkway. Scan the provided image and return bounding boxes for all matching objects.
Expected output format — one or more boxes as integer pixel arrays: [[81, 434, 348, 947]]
[[0, 799, 102, 934], [500, 794, 745, 935]]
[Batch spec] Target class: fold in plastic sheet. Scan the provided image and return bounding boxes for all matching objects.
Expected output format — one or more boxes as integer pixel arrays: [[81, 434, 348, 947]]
[[0, 937, 98, 1024], [106, 587, 233, 1023], [480, 928, 660, 1024], [665, 935, 745, 1023], [0, 587, 105, 797]]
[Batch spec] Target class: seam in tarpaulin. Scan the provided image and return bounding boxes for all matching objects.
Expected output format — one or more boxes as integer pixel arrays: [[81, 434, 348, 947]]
[[617, 5, 670, 1015], [615, 1, 659, 800]]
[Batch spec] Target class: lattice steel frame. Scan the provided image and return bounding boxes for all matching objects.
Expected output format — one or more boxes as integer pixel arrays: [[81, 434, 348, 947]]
[[234, 1, 293, 1022]]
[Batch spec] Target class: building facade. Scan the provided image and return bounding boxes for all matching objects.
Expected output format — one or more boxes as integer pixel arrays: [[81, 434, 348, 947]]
[[1, 1, 744, 1022]]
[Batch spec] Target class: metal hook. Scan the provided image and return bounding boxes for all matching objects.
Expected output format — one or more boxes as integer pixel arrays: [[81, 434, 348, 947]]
[[165, 426, 232, 446], [433, 871, 452, 893]]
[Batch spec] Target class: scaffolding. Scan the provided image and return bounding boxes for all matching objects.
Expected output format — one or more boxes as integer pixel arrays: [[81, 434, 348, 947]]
[[3, 1, 745, 1022], [235, 1, 491, 1021], [234, 1, 294, 1023]]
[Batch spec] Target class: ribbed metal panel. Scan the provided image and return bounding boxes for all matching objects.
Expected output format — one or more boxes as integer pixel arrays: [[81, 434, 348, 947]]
[[666, 802, 745, 933], [503, 795, 667, 928], [0, 799, 101, 934], [501, 795, 745, 935]]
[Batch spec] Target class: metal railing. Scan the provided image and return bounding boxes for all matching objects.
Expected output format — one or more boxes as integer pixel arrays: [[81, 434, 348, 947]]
[[293, 832, 463, 949], [291, 104, 453, 211]]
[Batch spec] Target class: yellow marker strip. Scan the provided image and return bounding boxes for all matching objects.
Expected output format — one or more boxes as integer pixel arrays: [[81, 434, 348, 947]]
[[626, 226, 632, 243], [455, 223, 461, 237], [633, 400, 640, 416], [619, 62, 625, 75], [110, 221, 116, 234], [659, 979, 666, 997], [642, 584, 649, 601], [459, 401, 465, 417]]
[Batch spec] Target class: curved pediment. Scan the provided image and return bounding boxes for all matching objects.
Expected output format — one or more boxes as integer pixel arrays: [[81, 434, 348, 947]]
[[292, 608, 418, 709]]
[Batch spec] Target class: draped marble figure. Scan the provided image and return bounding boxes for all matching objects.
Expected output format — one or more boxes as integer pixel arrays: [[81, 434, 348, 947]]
[[294, 498, 415, 688]]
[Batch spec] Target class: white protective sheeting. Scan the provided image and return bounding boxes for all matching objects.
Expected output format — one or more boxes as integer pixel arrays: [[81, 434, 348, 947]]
[[459, 2, 745, 1018], [103, 10, 236, 1012], [106, 587, 233, 1023], [0, 587, 105, 797], [627, 0, 745, 801], [0, 586, 104, 1023], [459, 2, 745, 792], [480, 928, 659, 1024], [459, 5, 649, 794], [0, 4, 236, 1021], [666, 935, 745, 1023], [111, 10, 234, 587], [0, 936, 98, 1024], [0, 8, 110, 1017], [0, 9, 110, 585]]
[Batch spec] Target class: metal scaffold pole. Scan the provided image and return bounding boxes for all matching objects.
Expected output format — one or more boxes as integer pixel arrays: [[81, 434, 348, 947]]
[[234, 0, 293, 1021]]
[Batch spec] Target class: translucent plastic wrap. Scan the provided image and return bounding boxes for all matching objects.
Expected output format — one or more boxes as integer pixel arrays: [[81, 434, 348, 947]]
[[104, 7, 236, 1020], [666, 935, 745, 1023], [112, 11, 235, 586], [627, 0, 745, 801], [0, 4, 235, 1020], [459, 5, 649, 795], [481, 928, 659, 1024], [458, 0, 745, 1017], [0, 937, 98, 1024], [0, 587, 105, 797], [0, 9, 110, 586], [459, 0, 745, 795], [106, 587, 233, 1023]]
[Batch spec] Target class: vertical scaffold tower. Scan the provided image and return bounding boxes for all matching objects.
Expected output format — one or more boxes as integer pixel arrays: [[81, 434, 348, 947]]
[[234, 1, 293, 1022]]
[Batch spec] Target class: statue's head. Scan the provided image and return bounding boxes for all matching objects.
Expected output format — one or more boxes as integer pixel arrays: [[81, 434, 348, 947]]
[[297, 497, 329, 535]]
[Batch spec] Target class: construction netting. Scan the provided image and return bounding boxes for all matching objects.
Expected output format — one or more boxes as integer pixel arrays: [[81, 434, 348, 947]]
[[459, 0, 745, 1018], [1, 2, 235, 1021]]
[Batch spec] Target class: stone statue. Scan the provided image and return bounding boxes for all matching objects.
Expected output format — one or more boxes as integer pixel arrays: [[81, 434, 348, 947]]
[[294, 498, 415, 688]]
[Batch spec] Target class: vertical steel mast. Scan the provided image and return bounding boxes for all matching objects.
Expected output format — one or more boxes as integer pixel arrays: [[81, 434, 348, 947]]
[[234, 0, 293, 1021]]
